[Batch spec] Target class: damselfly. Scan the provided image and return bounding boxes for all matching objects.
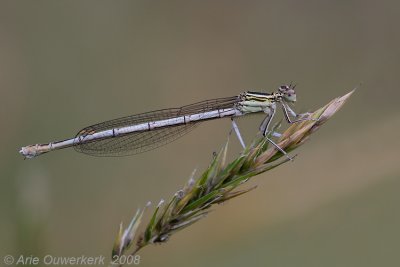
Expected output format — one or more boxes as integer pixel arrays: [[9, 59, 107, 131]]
[[20, 85, 311, 159]]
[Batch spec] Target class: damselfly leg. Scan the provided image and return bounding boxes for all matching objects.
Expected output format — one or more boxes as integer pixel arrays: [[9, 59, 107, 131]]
[[231, 118, 246, 149], [281, 102, 316, 124], [258, 107, 294, 161], [232, 116, 283, 149]]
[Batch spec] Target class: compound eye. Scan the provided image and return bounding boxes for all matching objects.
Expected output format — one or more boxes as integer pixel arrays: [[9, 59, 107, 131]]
[[279, 85, 288, 91]]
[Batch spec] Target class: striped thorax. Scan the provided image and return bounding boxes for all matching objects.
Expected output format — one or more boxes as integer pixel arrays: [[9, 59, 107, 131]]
[[236, 85, 297, 114]]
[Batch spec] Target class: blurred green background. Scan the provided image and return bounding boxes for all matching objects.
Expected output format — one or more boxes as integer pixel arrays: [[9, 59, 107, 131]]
[[1, 1, 399, 266]]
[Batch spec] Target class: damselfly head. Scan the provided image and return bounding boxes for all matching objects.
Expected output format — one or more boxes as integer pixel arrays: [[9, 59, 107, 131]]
[[279, 84, 297, 102]]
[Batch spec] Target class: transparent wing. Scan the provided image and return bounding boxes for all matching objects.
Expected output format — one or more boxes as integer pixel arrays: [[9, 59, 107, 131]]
[[73, 96, 238, 156]]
